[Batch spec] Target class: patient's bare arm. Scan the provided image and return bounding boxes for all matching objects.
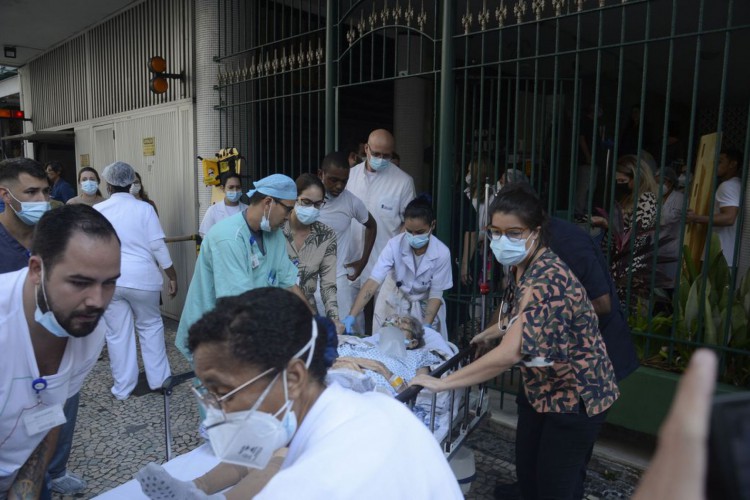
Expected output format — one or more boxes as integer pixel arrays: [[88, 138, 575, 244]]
[[193, 449, 287, 498]]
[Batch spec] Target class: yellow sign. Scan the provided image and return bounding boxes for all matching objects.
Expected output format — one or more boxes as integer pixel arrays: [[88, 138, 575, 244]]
[[80, 154, 90, 167], [143, 137, 156, 156]]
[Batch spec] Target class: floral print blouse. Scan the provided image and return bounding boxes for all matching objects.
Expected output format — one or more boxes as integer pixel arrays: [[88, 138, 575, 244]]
[[514, 249, 619, 416], [283, 221, 339, 319]]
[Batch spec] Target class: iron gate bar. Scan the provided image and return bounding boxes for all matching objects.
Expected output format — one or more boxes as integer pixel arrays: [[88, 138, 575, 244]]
[[437, 0, 455, 246]]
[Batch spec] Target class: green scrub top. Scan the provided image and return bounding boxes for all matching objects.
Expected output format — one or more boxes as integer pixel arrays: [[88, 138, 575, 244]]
[[176, 211, 298, 360]]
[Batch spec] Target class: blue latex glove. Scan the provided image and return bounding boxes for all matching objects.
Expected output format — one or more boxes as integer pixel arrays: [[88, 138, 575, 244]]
[[343, 315, 356, 334]]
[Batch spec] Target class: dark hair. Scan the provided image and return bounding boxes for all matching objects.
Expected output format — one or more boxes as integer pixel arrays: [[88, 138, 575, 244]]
[[721, 148, 744, 172], [0, 157, 47, 184], [391, 151, 400, 162], [134, 172, 153, 202], [247, 191, 269, 206], [31, 204, 120, 270], [320, 151, 351, 172], [45, 161, 64, 174], [295, 173, 324, 195], [222, 172, 241, 186], [188, 288, 328, 384], [489, 183, 549, 246], [77, 167, 102, 196], [403, 196, 435, 225]]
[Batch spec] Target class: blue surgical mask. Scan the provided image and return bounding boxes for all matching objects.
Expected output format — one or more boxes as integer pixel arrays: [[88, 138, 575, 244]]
[[406, 231, 430, 249], [81, 180, 99, 195], [260, 202, 273, 232], [34, 264, 71, 338], [368, 156, 390, 171], [490, 234, 534, 266], [225, 190, 242, 203], [4, 188, 50, 226], [295, 205, 320, 225]]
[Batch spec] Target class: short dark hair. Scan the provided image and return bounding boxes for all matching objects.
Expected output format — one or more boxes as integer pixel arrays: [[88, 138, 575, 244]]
[[404, 196, 435, 225], [247, 191, 269, 206], [721, 148, 744, 172], [489, 182, 549, 246], [222, 172, 242, 186], [31, 204, 120, 271], [0, 157, 47, 184], [295, 173, 324, 195], [320, 151, 351, 172], [188, 288, 328, 384], [45, 161, 64, 174]]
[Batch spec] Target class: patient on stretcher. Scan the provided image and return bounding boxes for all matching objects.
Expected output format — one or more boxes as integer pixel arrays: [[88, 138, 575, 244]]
[[328, 315, 451, 395]]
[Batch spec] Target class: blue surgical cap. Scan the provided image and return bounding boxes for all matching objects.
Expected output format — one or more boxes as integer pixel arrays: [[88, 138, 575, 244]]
[[246, 173, 297, 200]]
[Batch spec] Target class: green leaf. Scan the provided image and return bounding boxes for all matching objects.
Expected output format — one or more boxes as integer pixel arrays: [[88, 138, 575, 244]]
[[708, 233, 723, 267], [685, 279, 701, 338], [730, 303, 748, 345], [678, 274, 691, 312], [683, 245, 698, 284], [704, 295, 718, 345]]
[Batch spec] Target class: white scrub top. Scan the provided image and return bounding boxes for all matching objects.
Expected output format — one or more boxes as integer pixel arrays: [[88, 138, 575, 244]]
[[0, 268, 105, 495], [95, 193, 169, 291], [369, 233, 453, 336], [255, 383, 463, 500], [317, 189, 369, 278], [198, 200, 248, 237], [346, 162, 416, 281], [175, 211, 298, 360]]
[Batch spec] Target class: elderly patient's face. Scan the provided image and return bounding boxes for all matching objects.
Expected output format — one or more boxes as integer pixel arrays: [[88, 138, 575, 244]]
[[193, 342, 284, 415], [388, 317, 419, 350]]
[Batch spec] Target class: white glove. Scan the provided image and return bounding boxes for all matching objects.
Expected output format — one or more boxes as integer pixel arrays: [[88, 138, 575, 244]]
[[136, 462, 224, 500]]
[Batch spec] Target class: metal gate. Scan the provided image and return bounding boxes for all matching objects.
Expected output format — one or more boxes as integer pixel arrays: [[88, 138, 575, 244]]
[[217, 0, 750, 385]]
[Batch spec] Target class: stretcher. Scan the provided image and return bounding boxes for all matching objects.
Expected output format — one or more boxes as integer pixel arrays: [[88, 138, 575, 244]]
[[96, 336, 489, 498]]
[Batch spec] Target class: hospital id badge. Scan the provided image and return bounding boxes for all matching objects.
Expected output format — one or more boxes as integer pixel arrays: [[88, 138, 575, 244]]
[[23, 404, 66, 435], [250, 253, 260, 269]]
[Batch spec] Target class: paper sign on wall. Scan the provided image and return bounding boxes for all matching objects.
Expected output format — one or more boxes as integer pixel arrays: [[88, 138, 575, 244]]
[[80, 154, 90, 167], [143, 137, 156, 156]]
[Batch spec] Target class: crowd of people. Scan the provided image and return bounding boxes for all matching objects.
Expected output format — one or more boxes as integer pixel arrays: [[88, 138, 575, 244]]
[[0, 120, 743, 499]]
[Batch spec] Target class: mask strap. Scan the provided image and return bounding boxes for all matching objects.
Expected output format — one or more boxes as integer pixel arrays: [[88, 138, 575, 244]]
[[272, 371, 292, 419], [37, 262, 52, 312], [247, 371, 281, 413], [291, 318, 318, 369]]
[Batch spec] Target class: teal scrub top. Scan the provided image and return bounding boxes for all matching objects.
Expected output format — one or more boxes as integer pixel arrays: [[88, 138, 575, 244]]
[[176, 211, 298, 360]]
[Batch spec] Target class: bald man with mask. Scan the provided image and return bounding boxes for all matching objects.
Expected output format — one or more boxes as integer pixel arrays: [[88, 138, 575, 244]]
[[345, 129, 416, 333]]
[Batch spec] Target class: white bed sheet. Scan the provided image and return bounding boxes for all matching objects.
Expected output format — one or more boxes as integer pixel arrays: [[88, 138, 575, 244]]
[[93, 444, 220, 499]]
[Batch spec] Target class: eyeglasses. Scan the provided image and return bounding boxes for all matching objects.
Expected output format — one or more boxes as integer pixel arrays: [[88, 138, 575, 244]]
[[191, 367, 275, 417], [273, 198, 296, 215], [297, 197, 326, 209], [366, 144, 392, 160], [486, 226, 530, 243]]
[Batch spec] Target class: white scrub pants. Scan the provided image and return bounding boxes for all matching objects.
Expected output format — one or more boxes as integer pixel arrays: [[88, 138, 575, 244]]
[[104, 286, 172, 399]]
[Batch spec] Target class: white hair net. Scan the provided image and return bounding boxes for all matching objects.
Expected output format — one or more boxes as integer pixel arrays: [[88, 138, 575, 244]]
[[101, 161, 136, 187]]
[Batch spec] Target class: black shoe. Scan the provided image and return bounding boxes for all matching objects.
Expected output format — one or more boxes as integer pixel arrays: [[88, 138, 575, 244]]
[[493, 481, 521, 500]]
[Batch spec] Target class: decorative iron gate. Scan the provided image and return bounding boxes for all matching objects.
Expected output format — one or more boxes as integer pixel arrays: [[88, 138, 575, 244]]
[[217, 0, 750, 383]]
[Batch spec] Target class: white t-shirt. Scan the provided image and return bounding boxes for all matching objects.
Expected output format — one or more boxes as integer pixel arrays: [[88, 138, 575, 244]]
[[255, 383, 463, 500], [198, 200, 248, 237], [318, 190, 369, 277], [95, 193, 170, 291], [714, 177, 741, 266], [346, 162, 416, 281], [0, 268, 105, 495]]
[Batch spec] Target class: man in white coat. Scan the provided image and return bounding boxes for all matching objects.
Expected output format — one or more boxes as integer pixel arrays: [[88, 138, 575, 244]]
[[0, 205, 120, 499], [198, 173, 248, 237], [346, 129, 416, 334]]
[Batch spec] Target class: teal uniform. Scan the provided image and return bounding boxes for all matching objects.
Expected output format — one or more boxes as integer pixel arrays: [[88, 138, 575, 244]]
[[176, 211, 298, 360]]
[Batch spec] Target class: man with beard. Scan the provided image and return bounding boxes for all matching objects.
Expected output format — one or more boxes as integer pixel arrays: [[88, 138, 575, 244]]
[[0, 204, 120, 499]]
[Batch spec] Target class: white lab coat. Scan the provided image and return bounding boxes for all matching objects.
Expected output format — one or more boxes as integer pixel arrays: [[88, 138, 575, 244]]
[[369, 233, 453, 339], [255, 383, 463, 500], [198, 199, 248, 237], [346, 162, 416, 282]]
